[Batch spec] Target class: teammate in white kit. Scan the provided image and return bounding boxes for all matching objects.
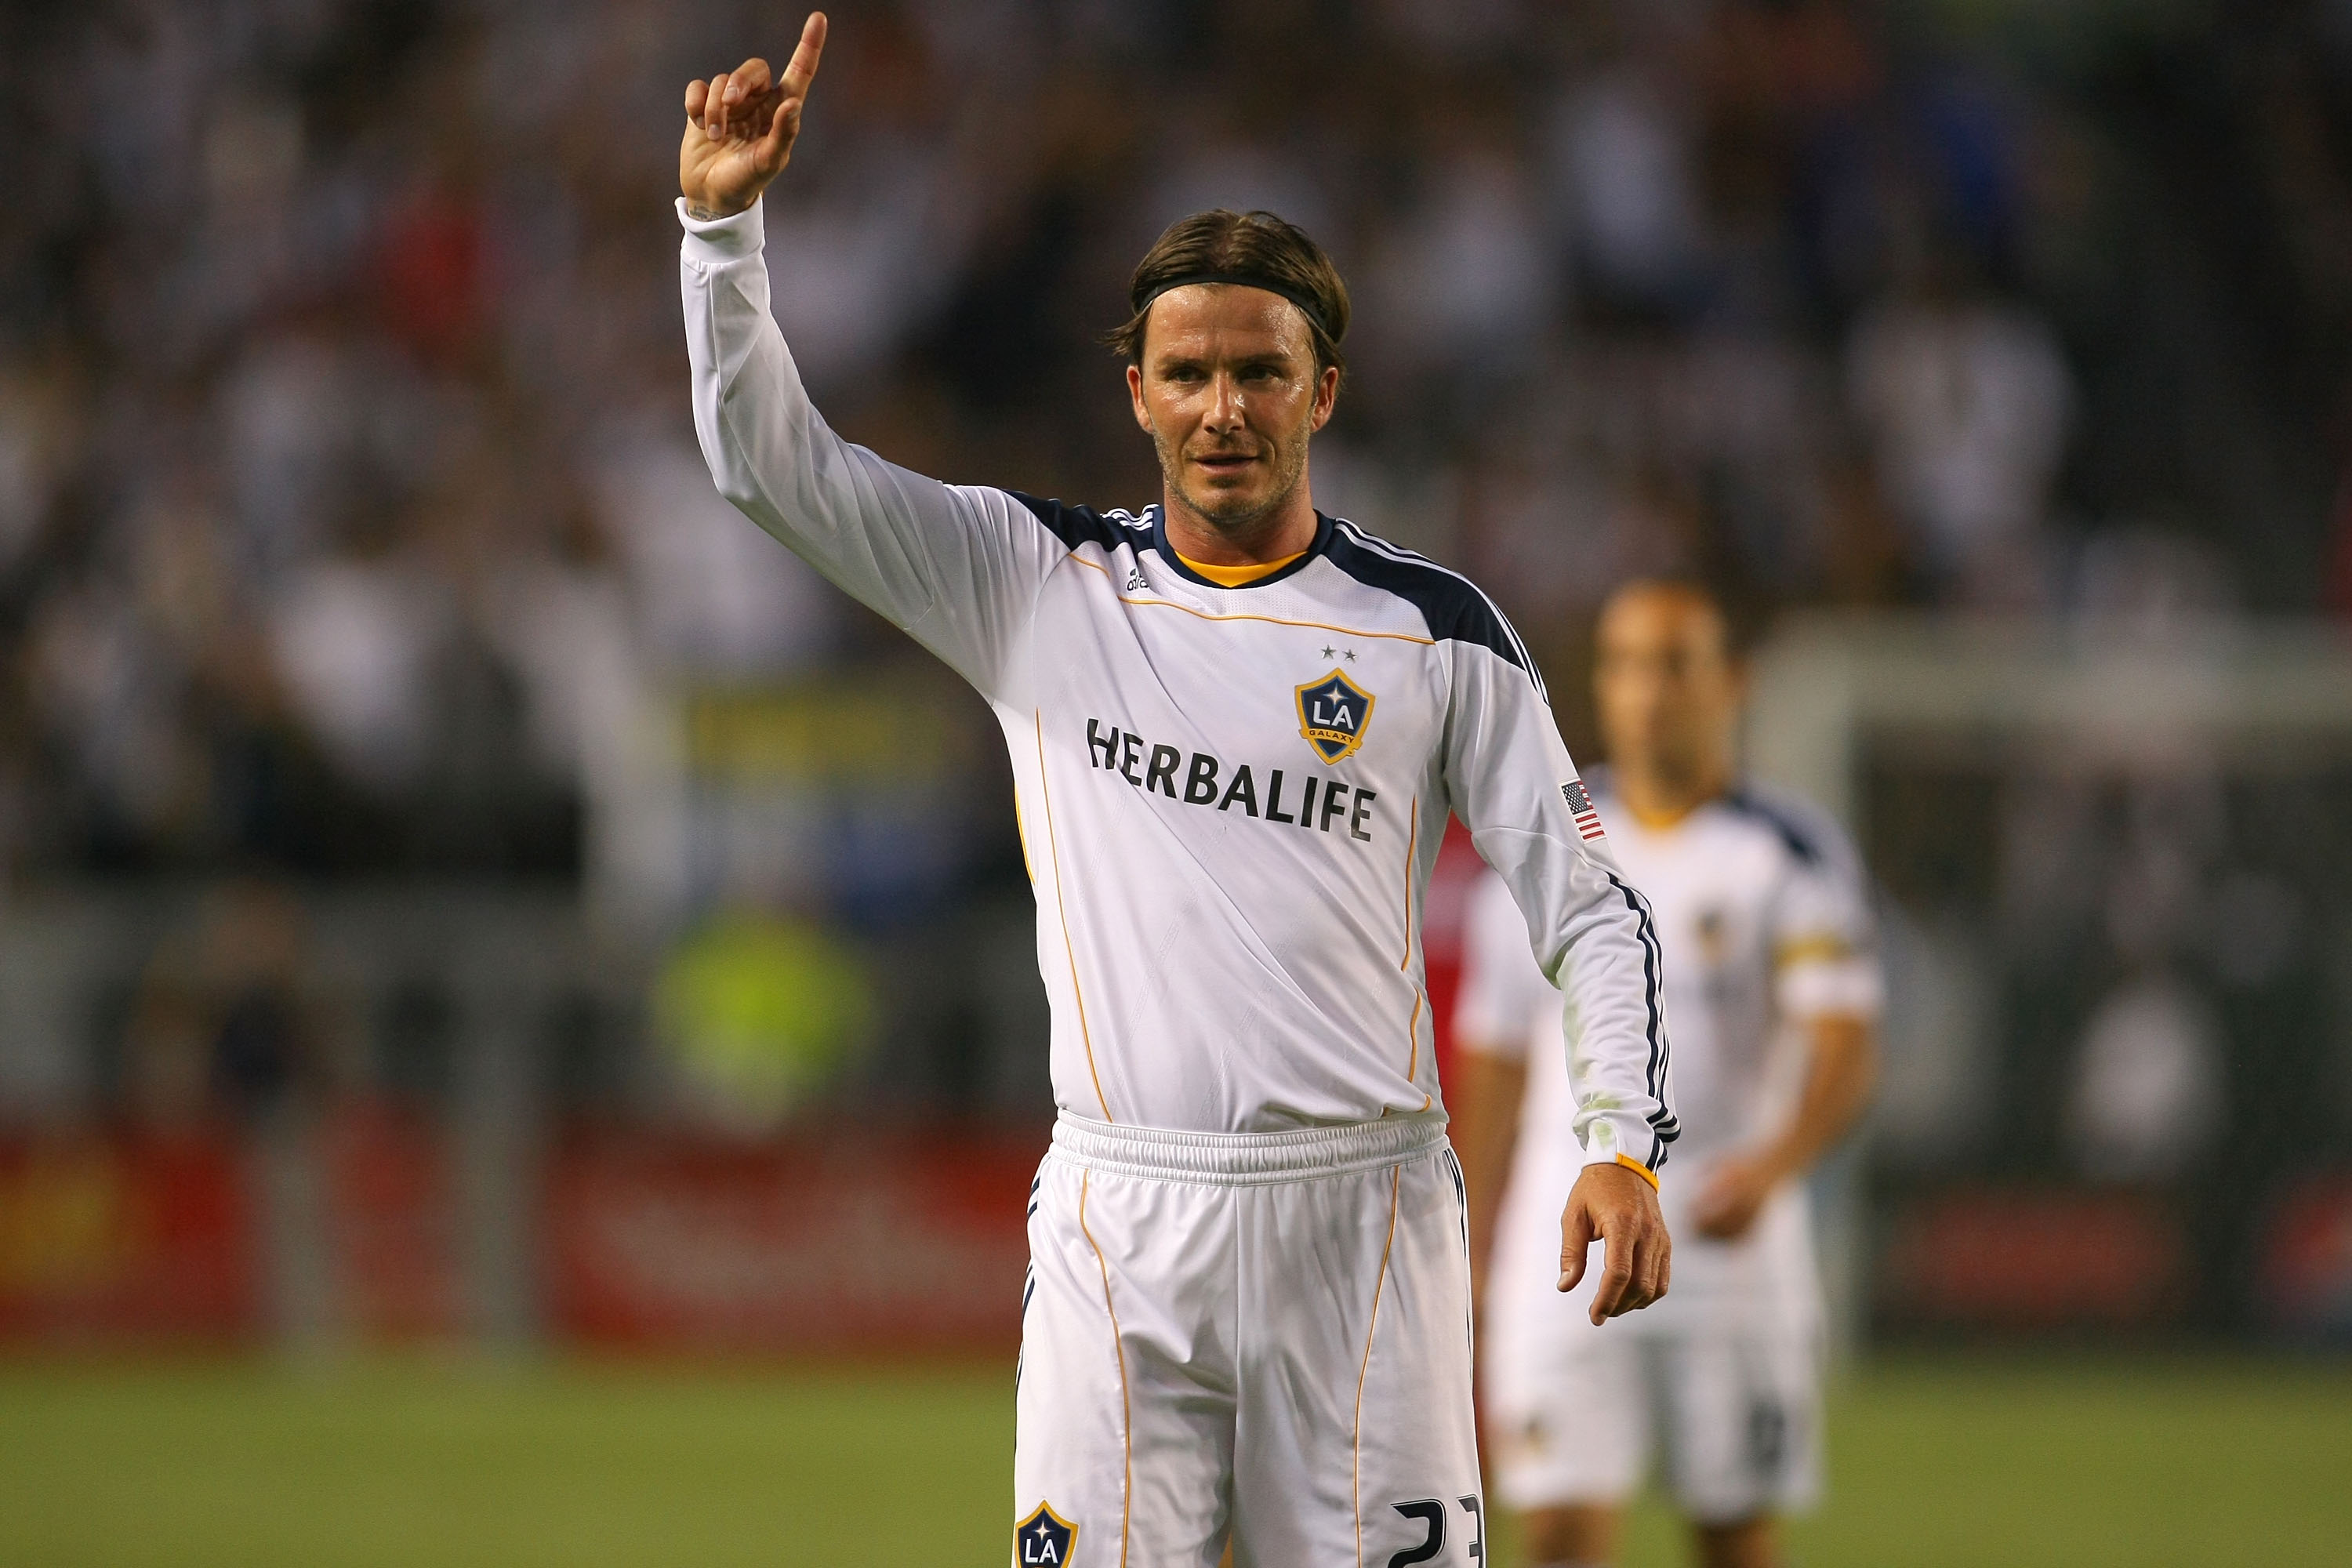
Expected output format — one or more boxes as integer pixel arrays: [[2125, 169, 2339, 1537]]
[[1451, 583, 1879, 1568], [677, 20, 1675, 1565]]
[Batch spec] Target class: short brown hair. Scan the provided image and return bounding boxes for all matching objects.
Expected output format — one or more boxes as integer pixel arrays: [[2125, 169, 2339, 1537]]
[[1602, 577, 1761, 660], [1108, 209, 1351, 383]]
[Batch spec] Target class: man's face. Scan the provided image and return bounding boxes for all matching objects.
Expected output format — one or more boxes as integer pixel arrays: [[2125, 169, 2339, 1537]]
[[1593, 588, 1741, 787], [1127, 284, 1338, 538]]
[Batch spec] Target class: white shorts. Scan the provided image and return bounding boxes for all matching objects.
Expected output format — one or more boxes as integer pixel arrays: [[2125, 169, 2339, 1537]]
[[1480, 1309, 1821, 1526], [1014, 1113, 1485, 1568]]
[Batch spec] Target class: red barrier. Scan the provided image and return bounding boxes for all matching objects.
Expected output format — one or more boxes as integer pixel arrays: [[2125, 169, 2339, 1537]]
[[546, 1131, 1040, 1354], [1875, 1185, 2187, 1330], [2259, 1174, 2352, 1338], [0, 1133, 259, 1343], [324, 1103, 463, 1342]]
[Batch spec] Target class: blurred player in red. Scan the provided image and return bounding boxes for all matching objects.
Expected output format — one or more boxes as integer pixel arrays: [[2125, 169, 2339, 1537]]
[[1451, 583, 1879, 1568], [676, 17, 1677, 1565]]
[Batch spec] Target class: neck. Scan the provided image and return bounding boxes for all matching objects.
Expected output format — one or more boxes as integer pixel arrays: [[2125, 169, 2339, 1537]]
[[1613, 756, 1732, 829], [1160, 481, 1320, 567]]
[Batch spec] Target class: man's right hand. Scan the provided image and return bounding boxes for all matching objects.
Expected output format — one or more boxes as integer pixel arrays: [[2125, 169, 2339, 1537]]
[[680, 13, 827, 220]]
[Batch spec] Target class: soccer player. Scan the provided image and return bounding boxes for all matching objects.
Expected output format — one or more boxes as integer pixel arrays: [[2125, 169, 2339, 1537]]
[[1450, 581, 1880, 1568], [677, 19, 1676, 1564]]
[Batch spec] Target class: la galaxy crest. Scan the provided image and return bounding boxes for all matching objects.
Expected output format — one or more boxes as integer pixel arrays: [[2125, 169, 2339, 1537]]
[[1015, 1501, 1076, 1565], [1297, 669, 1375, 764]]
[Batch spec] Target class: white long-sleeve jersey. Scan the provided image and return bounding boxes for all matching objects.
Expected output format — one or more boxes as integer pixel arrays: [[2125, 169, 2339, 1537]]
[[680, 198, 1676, 1167]]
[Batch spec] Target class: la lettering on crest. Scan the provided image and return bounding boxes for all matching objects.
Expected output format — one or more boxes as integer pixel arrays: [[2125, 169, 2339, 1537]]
[[1295, 668, 1375, 764], [1015, 1502, 1076, 1564]]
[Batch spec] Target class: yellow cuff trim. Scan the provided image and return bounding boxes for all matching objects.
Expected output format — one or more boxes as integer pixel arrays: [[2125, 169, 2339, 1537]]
[[1175, 550, 1304, 586], [1614, 1153, 1660, 1190]]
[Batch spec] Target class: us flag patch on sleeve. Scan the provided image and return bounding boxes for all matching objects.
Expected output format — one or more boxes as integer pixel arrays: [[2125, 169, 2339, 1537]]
[[1562, 779, 1606, 841]]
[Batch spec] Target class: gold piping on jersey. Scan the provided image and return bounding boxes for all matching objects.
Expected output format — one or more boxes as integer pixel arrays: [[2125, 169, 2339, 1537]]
[[1405, 992, 1429, 1114], [1064, 551, 1436, 645], [1036, 710, 1112, 1123], [1398, 797, 1419, 974], [1011, 785, 1036, 883], [1399, 799, 1432, 1109]]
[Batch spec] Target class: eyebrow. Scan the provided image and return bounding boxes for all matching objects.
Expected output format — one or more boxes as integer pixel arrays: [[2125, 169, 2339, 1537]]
[[1151, 347, 1301, 375]]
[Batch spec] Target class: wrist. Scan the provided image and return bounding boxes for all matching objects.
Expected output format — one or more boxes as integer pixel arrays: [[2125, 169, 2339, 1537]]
[[1610, 1152, 1661, 1191], [678, 176, 761, 221], [682, 193, 754, 221], [1579, 1152, 1660, 1192], [677, 195, 765, 260]]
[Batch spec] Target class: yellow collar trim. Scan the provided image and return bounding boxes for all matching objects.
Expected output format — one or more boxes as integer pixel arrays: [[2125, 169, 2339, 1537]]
[[1175, 550, 1305, 587]]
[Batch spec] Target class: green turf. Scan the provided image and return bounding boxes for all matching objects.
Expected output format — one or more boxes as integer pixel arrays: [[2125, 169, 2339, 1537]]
[[0, 1354, 2343, 1566], [1766, 1357, 2352, 1568], [0, 1359, 1013, 1568]]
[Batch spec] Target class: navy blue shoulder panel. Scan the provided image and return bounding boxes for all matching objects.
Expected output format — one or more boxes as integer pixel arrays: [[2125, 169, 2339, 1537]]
[[1723, 786, 1827, 866], [1007, 492, 1148, 554], [1322, 521, 1544, 695]]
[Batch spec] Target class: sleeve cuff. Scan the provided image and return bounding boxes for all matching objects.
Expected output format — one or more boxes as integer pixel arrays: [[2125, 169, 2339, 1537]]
[[677, 196, 765, 263], [1577, 1138, 1661, 1188]]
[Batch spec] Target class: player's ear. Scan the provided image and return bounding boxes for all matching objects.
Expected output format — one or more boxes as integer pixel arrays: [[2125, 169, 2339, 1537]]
[[1309, 363, 1339, 433], [1127, 363, 1154, 434]]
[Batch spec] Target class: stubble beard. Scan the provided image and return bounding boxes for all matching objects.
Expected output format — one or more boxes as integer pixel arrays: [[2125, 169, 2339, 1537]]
[[1156, 419, 1312, 545]]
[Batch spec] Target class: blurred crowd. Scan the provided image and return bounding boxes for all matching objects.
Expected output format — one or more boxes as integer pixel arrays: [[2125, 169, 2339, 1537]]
[[1, 0, 2350, 888], [2, 2, 2351, 1346]]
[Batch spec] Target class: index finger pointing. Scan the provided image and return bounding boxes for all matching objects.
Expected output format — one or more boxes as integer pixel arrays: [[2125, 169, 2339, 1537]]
[[782, 11, 828, 96]]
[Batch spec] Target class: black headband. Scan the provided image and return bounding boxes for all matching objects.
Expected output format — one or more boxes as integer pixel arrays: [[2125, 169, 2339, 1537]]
[[1135, 271, 1335, 341]]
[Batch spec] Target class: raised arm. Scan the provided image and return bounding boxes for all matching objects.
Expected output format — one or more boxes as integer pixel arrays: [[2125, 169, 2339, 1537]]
[[1444, 635, 1676, 1323], [678, 17, 1066, 695]]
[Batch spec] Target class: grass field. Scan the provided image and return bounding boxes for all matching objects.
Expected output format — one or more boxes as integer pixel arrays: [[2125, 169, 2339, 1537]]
[[1, 1354, 2346, 1566]]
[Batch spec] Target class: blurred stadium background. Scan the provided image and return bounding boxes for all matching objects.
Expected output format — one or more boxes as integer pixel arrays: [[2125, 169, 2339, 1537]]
[[2, 0, 2351, 1562]]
